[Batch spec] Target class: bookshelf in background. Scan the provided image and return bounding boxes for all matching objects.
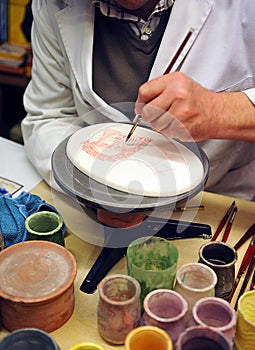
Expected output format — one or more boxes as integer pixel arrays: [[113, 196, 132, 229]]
[[0, 0, 32, 76], [9, 0, 28, 45], [1, 0, 29, 46], [0, 0, 8, 44], [0, 42, 27, 74], [0, 0, 31, 139]]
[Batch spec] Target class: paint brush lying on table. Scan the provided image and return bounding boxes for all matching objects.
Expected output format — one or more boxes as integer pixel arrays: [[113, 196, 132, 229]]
[[211, 201, 236, 241], [221, 206, 238, 243], [228, 229, 255, 304], [250, 261, 255, 290], [234, 251, 255, 309]]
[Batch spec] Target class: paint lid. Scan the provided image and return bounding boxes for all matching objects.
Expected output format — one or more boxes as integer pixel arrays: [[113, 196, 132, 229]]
[[0, 240, 77, 303]]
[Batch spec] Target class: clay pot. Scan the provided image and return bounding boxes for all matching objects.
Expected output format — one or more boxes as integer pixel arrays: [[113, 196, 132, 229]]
[[0, 241, 77, 332]]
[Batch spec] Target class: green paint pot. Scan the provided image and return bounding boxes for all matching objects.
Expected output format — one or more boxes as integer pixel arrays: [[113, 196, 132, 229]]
[[25, 211, 65, 246]]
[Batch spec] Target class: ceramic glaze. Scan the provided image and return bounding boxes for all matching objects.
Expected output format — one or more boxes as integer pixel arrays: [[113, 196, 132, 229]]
[[235, 290, 255, 350], [125, 326, 173, 350], [97, 274, 141, 345], [192, 297, 236, 343], [0, 328, 60, 350], [69, 343, 106, 350], [198, 241, 237, 299], [174, 263, 217, 323], [175, 326, 232, 350], [143, 289, 188, 344], [25, 211, 65, 246], [126, 236, 178, 306]]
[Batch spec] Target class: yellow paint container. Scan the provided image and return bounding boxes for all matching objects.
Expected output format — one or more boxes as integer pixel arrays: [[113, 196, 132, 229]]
[[125, 326, 173, 350], [69, 342, 106, 350], [235, 290, 255, 350]]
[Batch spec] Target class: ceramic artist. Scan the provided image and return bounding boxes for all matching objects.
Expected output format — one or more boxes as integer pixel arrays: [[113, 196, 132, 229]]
[[21, 0, 255, 211]]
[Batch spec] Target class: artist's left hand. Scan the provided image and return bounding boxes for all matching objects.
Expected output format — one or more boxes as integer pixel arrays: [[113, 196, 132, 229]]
[[135, 72, 254, 141]]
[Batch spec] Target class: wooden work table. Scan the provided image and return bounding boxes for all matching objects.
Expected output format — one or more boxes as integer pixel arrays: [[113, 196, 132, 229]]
[[1, 181, 255, 349]]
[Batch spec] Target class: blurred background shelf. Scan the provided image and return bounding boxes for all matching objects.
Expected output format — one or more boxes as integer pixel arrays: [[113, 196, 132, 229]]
[[0, 0, 31, 142], [0, 70, 29, 141]]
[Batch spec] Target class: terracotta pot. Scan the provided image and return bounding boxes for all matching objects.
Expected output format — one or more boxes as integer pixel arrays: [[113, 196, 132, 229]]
[[0, 241, 77, 332], [97, 274, 141, 345]]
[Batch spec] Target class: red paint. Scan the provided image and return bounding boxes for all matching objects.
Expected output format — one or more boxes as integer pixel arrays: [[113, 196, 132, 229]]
[[81, 128, 152, 161]]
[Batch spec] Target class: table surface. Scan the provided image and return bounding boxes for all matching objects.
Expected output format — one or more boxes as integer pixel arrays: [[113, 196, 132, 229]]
[[1, 181, 255, 349]]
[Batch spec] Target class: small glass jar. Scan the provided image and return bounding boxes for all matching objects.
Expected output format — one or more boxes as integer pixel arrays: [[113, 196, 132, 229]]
[[126, 236, 178, 307]]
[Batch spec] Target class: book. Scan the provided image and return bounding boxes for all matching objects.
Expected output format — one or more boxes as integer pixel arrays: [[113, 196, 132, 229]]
[[0, 42, 27, 60], [0, 0, 8, 44], [9, 0, 29, 45], [0, 63, 25, 75]]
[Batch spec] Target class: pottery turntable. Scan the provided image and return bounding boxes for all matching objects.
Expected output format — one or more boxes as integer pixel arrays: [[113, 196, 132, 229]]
[[52, 123, 211, 293]]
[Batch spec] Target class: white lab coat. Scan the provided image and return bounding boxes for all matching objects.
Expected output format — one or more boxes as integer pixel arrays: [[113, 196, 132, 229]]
[[21, 0, 255, 200]]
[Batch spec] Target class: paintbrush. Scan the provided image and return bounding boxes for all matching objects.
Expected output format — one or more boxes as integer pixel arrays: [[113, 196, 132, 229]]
[[234, 222, 255, 250], [221, 206, 238, 243], [174, 204, 205, 212], [228, 232, 255, 303], [250, 261, 255, 290], [211, 201, 236, 241], [234, 250, 255, 309], [125, 28, 194, 143]]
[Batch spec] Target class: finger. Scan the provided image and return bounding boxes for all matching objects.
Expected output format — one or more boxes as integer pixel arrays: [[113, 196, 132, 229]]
[[160, 118, 195, 142], [135, 76, 176, 115], [139, 90, 176, 123], [150, 111, 175, 132], [136, 76, 164, 104]]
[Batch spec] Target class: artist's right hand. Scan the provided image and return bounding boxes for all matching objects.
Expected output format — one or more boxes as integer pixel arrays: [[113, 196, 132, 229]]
[[135, 72, 254, 142]]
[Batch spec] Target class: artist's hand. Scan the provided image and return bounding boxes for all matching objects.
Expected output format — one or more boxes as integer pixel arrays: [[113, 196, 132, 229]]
[[135, 72, 253, 141]]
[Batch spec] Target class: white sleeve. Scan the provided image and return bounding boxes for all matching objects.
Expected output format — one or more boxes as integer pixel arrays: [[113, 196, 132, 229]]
[[243, 88, 255, 106], [21, 0, 82, 189]]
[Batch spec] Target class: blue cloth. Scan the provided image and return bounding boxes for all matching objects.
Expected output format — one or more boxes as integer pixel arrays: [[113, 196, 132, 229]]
[[0, 191, 66, 248]]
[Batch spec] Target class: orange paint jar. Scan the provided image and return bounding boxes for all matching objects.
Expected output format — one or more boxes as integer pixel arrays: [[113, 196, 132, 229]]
[[125, 326, 173, 350]]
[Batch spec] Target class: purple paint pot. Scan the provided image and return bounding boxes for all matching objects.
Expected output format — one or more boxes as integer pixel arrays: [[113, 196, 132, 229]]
[[143, 289, 188, 345], [175, 326, 232, 350], [192, 297, 236, 344]]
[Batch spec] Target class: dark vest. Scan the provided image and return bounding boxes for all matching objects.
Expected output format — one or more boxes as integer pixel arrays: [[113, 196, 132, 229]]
[[92, 7, 171, 119]]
